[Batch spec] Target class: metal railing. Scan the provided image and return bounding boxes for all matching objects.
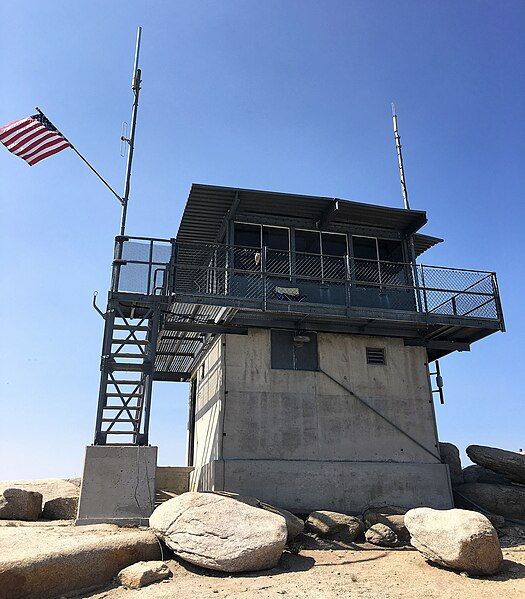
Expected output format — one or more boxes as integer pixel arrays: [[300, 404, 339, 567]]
[[171, 241, 504, 323], [112, 236, 174, 296], [110, 237, 503, 325]]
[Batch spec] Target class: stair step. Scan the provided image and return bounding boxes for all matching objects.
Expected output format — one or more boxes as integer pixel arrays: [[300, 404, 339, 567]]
[[106, 392, 142, 397], [108, 363, 147, 372], [114, 325, 149, 331]]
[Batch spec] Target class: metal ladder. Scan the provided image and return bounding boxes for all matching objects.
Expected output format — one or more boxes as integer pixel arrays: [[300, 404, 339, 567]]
[[94, 298, 161, 445]]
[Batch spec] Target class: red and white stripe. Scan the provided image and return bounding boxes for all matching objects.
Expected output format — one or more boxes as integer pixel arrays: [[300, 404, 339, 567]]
[[0, 116, 70, 165]]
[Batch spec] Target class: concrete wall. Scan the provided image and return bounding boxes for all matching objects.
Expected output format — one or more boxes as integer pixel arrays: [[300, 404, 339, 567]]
[[189, 329, 453, 512], [222, 330, 440, 463], [156, 466, 194, 495], [190, 337, 224, 491]]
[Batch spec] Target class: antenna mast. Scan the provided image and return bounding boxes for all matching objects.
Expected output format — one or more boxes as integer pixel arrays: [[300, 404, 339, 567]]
[[391, 103, 410, 210], [119, 26, 142, 236]]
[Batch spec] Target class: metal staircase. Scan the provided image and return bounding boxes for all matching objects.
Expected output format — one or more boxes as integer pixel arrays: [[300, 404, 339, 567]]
[[94, 298, 161, 445]]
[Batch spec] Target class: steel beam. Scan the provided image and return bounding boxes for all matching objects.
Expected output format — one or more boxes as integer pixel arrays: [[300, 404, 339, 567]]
[[404, 339, 471, 352], [163, 321, 249, 335], [152, 371, 191, 382]]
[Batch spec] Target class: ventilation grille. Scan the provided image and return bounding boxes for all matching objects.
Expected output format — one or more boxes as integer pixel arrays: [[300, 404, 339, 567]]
[[366, 347, 385, 365]]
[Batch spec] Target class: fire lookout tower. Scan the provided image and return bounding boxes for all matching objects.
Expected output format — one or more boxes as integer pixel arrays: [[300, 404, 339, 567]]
[[77, 183, 504, 525]]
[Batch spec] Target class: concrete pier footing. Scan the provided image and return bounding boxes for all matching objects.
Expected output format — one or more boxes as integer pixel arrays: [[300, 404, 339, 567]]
[[76, 445, 157, 526]]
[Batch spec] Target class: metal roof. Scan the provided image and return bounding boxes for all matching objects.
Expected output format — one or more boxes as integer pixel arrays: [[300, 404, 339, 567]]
[[176, 184, 442, 256]]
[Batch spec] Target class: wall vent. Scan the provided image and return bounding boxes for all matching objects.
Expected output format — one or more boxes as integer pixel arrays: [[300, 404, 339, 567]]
[[366, 347, 385, 365]]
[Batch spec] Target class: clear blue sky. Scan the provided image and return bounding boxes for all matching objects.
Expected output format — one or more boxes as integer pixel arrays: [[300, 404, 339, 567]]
[[1, 1, 523, 479]]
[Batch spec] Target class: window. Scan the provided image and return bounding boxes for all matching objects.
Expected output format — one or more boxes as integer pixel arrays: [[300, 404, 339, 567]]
[[295, 230, 321, 254], [271, 330, 318, 371], [366, 347, 385, 365], [263, 226, 290, 275], [352, 236, 404, 285], [262, 226, 289, 250], [378, 239, 403, 263], [321, 232, 347, 280], [321, 232, 347, 256], [234, 223, 260, 248]]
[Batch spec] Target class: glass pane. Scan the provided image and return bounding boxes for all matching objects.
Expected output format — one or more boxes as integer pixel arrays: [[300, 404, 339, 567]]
[[234, 223, 261, 248], [263, 226, 289, 250], [322, 233, 347, 256], [378, 240, 404, 263], [352, 236, 377, 260], [295, 230, 321, 254]]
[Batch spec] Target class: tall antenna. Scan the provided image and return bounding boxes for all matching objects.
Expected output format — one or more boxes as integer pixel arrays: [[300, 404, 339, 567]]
[[119, 26, 142, 236], [391, 103, 410, 210], [391, 103, 423, 312]]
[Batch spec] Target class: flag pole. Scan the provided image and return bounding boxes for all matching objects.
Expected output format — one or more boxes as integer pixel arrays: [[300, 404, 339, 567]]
[[34, 107, 123, 205], [119, 26, 142, 236]]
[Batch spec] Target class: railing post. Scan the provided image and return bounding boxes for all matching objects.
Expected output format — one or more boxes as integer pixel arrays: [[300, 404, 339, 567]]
[[345, 254, 352, 309], [262, 245, 267, 310], [146, 239, 154, 295], [491, 273, 506, 331], [111, 236, 126, 292], [451, 295, 458, 315], [420, 264, 429, 313], [168, 238, 177, 295]]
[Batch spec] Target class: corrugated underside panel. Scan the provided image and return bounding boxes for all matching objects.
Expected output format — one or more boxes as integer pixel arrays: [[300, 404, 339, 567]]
[[155, 302, 234, 375]]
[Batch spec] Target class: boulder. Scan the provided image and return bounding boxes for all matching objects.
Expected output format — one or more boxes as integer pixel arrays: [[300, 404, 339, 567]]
[[439, 442, 464, 486], [42, 496, 78, 520], [306, 510, 363, 541], [363, 506, 409, 544], [0, 523, 161, 599], [118, 560, 170, 589], [462, 465, 512, 486], [466, 445, 525, 485], [365, 523, 398, 547], [454, 483, 525, 520], [0, 479, 80, 520], [405, 507, 502, 575], [211, 492, 304, 541], [259, 502, 304, 541], [0, 488, 42, 521], [149, 492, 287, 572]]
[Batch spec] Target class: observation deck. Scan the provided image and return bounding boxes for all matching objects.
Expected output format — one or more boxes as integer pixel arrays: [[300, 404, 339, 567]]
[[112, 234, 504, 375]]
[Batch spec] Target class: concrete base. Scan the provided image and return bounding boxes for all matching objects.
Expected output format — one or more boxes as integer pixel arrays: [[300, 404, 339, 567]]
[[191, 459, 454, 514], [76, 445, 157, 526]]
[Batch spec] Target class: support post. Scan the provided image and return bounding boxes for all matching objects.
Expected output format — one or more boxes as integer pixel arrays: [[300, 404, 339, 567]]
[[138, 305, 161, 445]]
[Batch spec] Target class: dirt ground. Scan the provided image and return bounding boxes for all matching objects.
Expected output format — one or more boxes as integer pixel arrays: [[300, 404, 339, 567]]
[[83, 538, 525, 599]]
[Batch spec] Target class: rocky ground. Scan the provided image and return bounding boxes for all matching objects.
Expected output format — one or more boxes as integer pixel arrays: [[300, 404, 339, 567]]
[[82, 541, 525, 599], [2, 443, 524, 598]]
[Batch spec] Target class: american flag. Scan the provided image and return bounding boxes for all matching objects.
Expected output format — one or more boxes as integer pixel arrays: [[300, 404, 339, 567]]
[[0, 112, 70, 166]]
